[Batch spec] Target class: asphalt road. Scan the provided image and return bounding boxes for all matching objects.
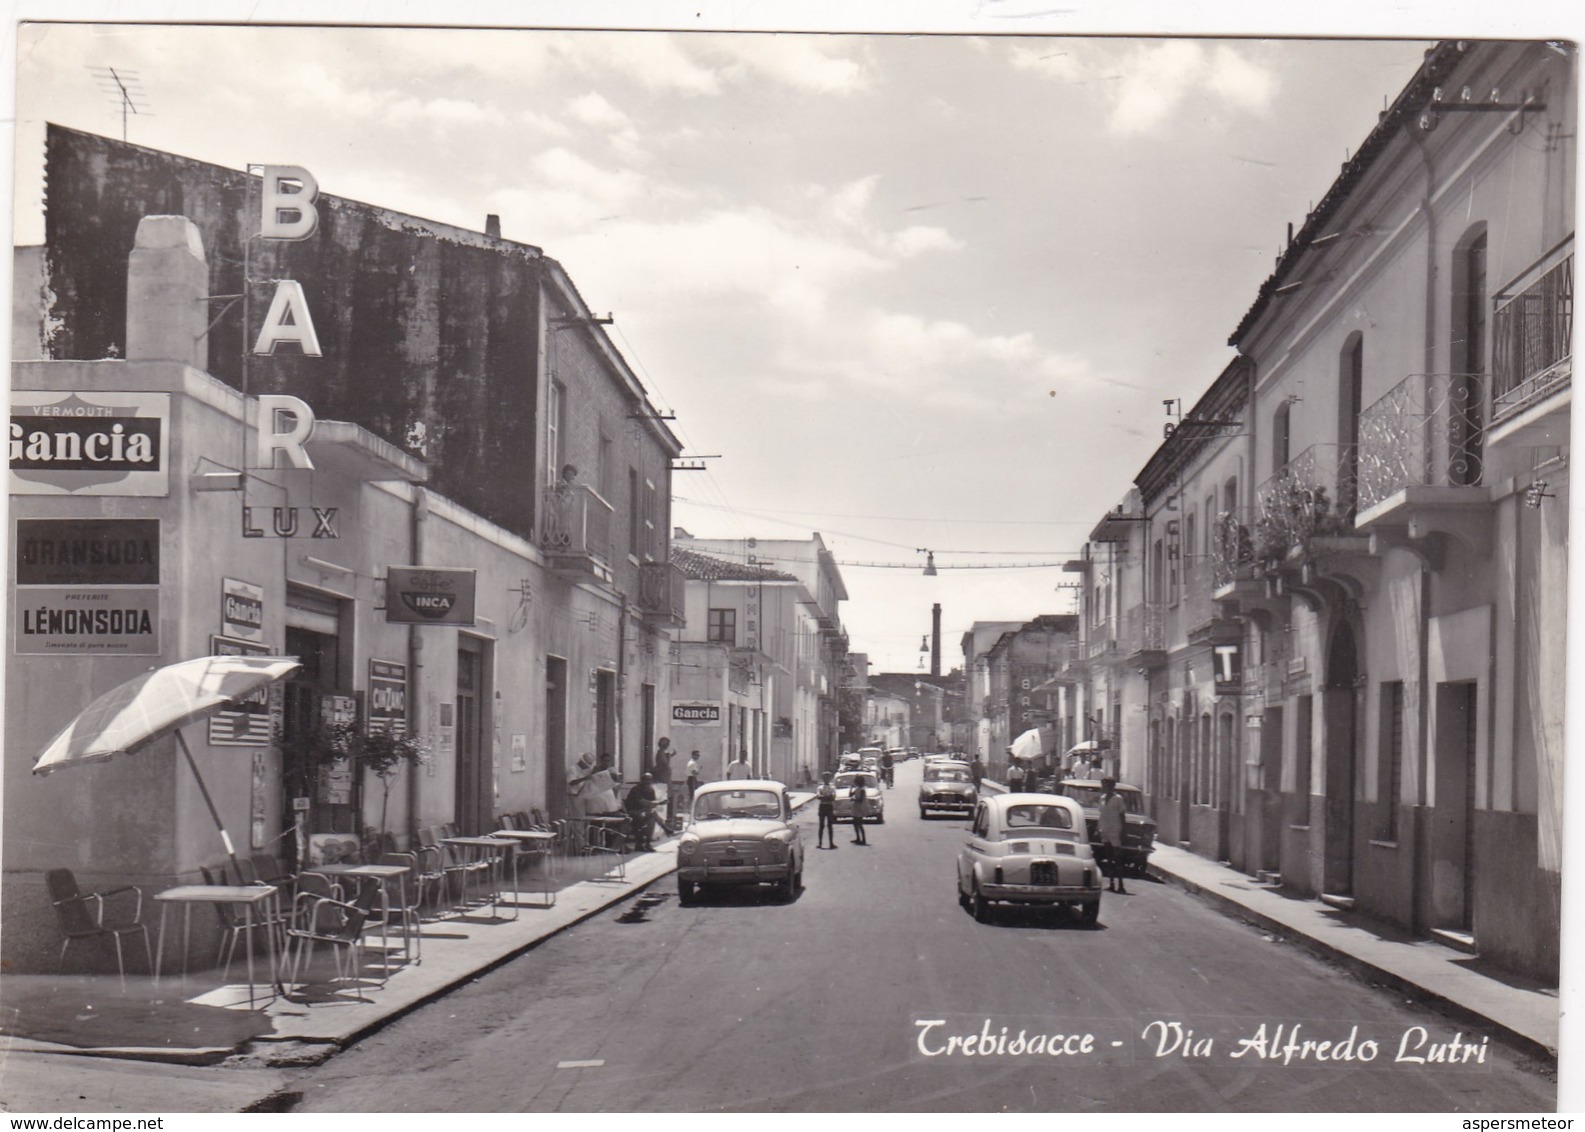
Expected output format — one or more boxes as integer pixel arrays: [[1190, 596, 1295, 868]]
[[284, 760, 1555, 1112]]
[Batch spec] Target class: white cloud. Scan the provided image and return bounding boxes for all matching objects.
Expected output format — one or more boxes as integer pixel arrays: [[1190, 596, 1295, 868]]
[[717, 36, 870, 94], [1110, 41, 1208, 135], [562, 34, 722, 95], [568, 91, 632, 131], [890, 225, 963, 257], [1208, 45, 1277, 111]]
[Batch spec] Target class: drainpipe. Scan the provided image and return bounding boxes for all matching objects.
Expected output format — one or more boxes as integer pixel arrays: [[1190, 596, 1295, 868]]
[[406, 486, 427, 846], [615, 588, 628, 775]]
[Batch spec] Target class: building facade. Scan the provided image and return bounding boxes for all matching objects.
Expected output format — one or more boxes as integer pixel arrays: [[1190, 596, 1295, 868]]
[[6, 129, 688, 971]]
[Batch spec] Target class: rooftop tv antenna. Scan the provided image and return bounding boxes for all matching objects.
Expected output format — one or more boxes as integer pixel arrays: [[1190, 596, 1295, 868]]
[[87, 66, 152, 142]]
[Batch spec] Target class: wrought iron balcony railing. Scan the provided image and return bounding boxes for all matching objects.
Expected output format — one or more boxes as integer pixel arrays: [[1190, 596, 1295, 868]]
[[1357, 372, 1485, 512], [1126, 601, 1165, 657], [1211, 507, 1257, 587], [1492, 246, 1572, 425], [637, 560, 686, 623], [1254, 444, 1358, 562], [540, 484, 614, 561]]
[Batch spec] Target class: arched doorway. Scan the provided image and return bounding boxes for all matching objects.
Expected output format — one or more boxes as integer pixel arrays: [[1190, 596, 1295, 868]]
[[1322, 614, 1362, 896]]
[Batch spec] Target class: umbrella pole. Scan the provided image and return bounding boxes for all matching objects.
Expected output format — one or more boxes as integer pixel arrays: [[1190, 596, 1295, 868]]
[[176, 729, 241, 870]]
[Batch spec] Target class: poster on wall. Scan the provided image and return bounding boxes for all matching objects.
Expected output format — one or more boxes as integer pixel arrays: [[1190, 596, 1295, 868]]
[[14, 518, 160, 655], [318, 694, 357, 804], [9, 390, 171, 497], [368, 659, 409, 736], [208, 634, 277, 745]]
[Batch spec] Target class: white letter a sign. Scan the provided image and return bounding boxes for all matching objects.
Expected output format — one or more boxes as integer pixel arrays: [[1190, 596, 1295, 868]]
[[253, 280, 323, 357]]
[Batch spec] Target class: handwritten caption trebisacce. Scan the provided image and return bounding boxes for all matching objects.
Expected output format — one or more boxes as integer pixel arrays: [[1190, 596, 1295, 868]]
[[910, 1016, 1493, 1069]]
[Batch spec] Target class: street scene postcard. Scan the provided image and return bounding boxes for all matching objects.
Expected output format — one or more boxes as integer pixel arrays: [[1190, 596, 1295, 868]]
[[0, 2, 1576, 1117]]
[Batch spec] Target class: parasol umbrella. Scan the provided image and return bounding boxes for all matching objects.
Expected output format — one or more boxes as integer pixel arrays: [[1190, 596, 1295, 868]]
[[33, 655, 301, 869], [1010, 727, 1044, 762]]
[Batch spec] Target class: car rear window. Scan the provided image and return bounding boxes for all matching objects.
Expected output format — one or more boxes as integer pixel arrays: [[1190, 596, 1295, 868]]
[[1002, 803, 1074, 832], [925, 768, 971, 783]]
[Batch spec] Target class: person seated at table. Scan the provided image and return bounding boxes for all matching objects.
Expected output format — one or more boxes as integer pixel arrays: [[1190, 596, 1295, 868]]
[[623, 773, 661, 851]]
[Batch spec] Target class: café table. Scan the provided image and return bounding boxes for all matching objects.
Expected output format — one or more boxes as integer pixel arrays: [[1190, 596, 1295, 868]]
[[490, 829, 557, 907], [153, 883, 279, 1009], [305, 863, 414, 976], [440, 836, 517, 919]]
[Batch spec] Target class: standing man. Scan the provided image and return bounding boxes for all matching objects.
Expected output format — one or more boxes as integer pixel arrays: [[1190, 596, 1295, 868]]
[[879, 748, 895, 789], [726, 753, 752, 780], [969, 755, 984, 790], [685, 750, 701, 807], [1098, 776, 1129, 895], [653, 736, 676, 826], [815, 771, 839, 849], [848, 776, 869, 845], [1006, 750, 1026, 793]]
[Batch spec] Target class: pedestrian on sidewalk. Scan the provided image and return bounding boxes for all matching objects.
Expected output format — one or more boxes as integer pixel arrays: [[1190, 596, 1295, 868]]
[[1099, 776, 1129, 894], [686, 750, 701, 806], [849, 777, 870, 845], [815, 772, 839, 848], [653, 736, 677, 827], [969, 755, 984, 789], [726, 753, 752, 780]]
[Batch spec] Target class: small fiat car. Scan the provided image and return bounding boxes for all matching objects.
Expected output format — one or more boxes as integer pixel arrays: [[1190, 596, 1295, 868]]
[[918, 760, 977, 818], [1058, 778, 1157, 874], [677, 780, 803, 904], [833, 770, 885, 823], [957, 793, 1102, 924]]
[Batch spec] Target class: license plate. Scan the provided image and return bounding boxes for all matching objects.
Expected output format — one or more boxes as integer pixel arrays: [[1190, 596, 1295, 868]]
[[720, 858, 744, 867], [1029, 861, 1057, 885]]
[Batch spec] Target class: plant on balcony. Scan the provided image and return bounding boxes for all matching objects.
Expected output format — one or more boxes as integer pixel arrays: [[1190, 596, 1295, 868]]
[[1254, 481, 1352, 564]]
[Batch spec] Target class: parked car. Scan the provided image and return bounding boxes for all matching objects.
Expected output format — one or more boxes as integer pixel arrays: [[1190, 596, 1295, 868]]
[[676, 780, 803, 904], [1057, 778, 1157, 874], [957, 793, 1102, 924], [833, 770, 885, 823], [919, 761, 977, 818]]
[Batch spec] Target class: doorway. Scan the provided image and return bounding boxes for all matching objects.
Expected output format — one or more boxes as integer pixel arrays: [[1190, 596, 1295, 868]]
[[1433, 681, 1479, 932], [454, 637, 491, 835], [545, 656, 568, 819], [1322, 618, 1360, 896]]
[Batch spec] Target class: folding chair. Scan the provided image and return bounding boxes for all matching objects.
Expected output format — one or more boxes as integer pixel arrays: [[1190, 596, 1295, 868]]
[[45, 868, 150, 987]]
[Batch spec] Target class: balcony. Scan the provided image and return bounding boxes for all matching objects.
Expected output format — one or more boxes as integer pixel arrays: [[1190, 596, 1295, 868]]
[[1354, 373, 1490, 557], [637, 560, 686, 625], [540, 484, 615, 581], [1125, 602, 1165, 668], [1254, 444, 1362, 563], [1211, 507, 1257, 589], [1490, 244, 1572, 448]]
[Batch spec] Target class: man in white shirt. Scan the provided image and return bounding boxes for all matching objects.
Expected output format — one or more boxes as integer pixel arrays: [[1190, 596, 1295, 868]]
[[726, 755, 752, 780]]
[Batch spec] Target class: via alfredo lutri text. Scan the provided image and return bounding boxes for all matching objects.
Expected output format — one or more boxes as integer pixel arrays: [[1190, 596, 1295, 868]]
[[911, 1018, 1490, 1067]]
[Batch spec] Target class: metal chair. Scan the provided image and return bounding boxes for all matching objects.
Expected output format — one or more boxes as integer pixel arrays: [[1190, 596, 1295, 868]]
[[283, 892, 368, 993], [45, 868, 150, 987], [198, 864, 285, 976], [586, 821, 628, 882]]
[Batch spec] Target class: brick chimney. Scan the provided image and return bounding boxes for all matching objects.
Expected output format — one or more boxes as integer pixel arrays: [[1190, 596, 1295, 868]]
[[486, 214, 501, 239], [126, 215, 208, 370]]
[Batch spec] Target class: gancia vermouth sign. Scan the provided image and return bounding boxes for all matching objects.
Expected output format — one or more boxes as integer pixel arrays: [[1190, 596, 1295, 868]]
[[9, 390, 171, 496]]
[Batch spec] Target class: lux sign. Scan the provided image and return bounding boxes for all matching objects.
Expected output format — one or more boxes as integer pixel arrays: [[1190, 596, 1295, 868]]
[[252, 167, 322, 358]]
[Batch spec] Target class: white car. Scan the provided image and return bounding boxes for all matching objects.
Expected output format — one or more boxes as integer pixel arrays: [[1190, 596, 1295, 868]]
[[833, 770, 885, 823], [957, 793, 1102, 925]]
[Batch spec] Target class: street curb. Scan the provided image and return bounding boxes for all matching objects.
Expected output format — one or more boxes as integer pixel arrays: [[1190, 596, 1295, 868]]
[[1146, 861, 1559, 1066], [244, 791, 824, 1065]]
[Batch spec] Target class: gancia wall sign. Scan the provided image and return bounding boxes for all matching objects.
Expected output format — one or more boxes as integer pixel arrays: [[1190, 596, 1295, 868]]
[[9, 391, 170, 497]]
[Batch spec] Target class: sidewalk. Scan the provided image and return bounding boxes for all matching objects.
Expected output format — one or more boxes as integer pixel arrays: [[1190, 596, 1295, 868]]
[[1, 792, 817, 1112], [982, 777, 1558, 1062]]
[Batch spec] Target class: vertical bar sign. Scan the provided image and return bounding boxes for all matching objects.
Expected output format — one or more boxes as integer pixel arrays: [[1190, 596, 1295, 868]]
[[368, 659, 409, 736]]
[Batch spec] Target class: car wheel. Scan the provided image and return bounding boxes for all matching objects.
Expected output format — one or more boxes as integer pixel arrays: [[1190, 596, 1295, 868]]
[[779, 868, 797, 901], [678, 879, 696, 905], [957, 875, 970, 908], [920, 807, 929, 819], [971, 881, 991, 923], [875, 813, 885, 825], [1080, 899, 1099, 926]]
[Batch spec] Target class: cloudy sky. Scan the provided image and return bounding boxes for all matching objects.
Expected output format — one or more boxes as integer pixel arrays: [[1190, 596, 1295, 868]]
[[3, 5, 1559, 671]]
